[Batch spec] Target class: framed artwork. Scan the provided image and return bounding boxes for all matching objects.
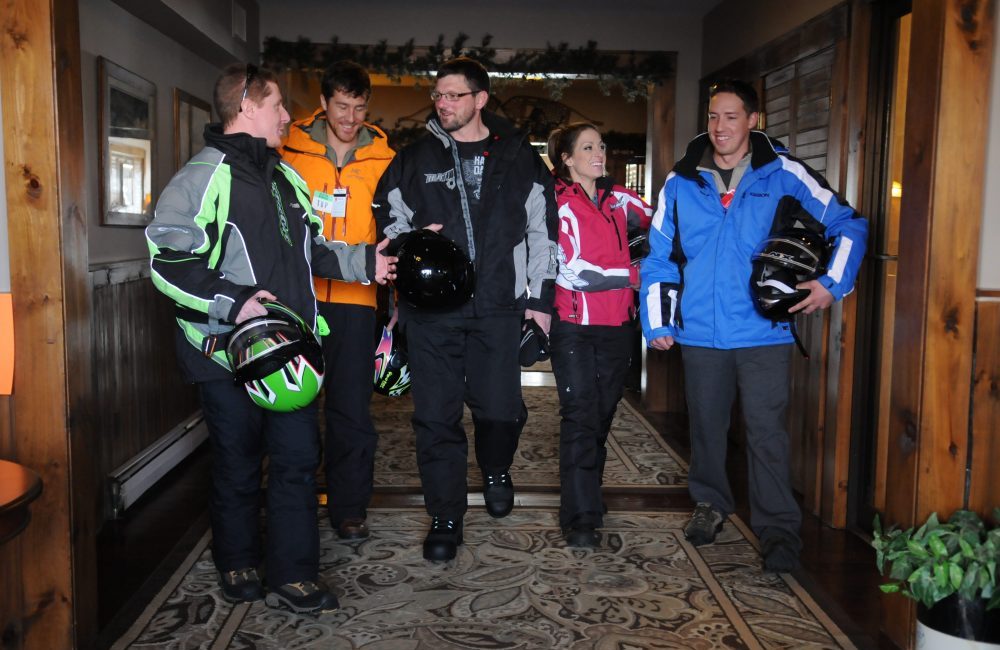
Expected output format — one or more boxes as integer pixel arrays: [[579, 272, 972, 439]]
[[173, 89, 212, 170], [98, 57, 156, 227]]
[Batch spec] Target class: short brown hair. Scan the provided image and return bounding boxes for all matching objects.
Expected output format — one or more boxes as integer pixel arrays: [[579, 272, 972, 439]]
[[708, 78, 759, 115], [215, 63, 279, 128], [437, 57, 490, 95]]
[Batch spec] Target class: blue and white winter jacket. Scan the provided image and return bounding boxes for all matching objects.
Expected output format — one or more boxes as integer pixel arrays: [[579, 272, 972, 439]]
[[639, 131, 868, 349]]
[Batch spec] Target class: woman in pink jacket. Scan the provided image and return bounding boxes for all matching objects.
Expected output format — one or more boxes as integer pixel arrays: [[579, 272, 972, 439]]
[[547, 123, 652, 547]]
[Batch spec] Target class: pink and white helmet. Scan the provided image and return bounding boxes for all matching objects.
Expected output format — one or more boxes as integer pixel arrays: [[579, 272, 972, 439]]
[[373, 326, 411, 397]]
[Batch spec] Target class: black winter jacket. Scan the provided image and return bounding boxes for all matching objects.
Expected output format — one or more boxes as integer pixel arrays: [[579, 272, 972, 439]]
[[373, 111, 558, 317]]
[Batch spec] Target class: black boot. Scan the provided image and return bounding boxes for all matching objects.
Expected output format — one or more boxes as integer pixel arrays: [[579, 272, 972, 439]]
[[482, 470, 514, 518], [423, 516, 463, 562], [218, 568, 264, 603]]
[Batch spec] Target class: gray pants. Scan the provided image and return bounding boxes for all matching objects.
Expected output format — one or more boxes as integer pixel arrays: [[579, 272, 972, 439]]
[[681, 344, 801, 544]]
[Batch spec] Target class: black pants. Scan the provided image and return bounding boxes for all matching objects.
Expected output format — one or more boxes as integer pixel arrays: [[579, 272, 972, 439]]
[[317, 302, 377, 525], [405, 311, 525, 520], [550, 319, 633, 529], [198, 379, 320, 586], [681, 344, 801, 546]]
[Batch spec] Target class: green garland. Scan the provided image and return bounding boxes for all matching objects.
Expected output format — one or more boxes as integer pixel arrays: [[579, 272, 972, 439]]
[[261, 34, 674, 101]]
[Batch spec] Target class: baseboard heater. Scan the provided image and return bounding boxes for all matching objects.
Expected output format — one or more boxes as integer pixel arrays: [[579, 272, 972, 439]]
[[108, 411, 209, 518]]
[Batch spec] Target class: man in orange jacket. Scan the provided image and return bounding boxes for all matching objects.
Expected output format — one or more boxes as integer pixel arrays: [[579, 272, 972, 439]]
[[281, 60, 395, 541]]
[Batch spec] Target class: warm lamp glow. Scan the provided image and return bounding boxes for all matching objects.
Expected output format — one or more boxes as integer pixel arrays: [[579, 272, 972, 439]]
[[891, 181, 902, 198]]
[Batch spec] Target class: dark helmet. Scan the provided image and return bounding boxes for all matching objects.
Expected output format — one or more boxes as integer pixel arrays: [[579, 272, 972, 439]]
[[373, 325, 411, 397], [225, 301, 325, 411], [750, 229, 831, 321], [519, 317, 550, 367], [390, 229, 475, 310]]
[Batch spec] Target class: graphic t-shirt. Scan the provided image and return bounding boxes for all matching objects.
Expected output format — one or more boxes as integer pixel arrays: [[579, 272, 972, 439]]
[[456, 137, 489, 218]]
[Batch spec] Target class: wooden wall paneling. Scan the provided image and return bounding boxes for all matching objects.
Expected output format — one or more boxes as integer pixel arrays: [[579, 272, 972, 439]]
[[820, 3, 872, 528], [91, 266, 199, 507], [1, 0, 92, 647], [967, 297, 1000, 516], [641, 78, 682, 414], [756, 5, 849, 77], [789, 312, 830, 514], [764, 66, 795, 144], [882, 0, 994, 647], [760, 42, 839, 517], [56, 0, 98, 643]]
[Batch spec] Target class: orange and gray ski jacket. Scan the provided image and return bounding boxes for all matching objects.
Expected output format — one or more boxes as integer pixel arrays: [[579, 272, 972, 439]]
[[281, 111, 395, 308]]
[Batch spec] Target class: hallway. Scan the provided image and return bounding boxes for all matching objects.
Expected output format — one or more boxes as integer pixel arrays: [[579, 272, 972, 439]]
[[95, 374, 896, 649]]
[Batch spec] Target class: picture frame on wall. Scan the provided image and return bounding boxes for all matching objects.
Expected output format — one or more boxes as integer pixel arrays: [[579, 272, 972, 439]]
[[173, 89, 212, 171], [98, 57, 156, 227]]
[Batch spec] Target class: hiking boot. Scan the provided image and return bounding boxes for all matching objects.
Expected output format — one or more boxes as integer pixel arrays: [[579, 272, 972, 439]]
[[265, 580, 340, 613], [218, 567, 264, 603], [565, 524, 601, 548], [762, 531, 801, 573], [684, 502, 724, 546], [483, 470, 514, 518], [335, 518, 370, 541], [422, 516, 463, 562]]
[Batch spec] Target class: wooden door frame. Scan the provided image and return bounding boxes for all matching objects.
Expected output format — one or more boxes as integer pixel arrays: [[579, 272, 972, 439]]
[[1, 0, 95, 648], [881, 0, 994, 647]]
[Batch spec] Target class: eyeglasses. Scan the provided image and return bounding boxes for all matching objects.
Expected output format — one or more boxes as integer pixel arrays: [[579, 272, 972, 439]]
[[430, 90, 478, 102], [238, 63, 258, 113]]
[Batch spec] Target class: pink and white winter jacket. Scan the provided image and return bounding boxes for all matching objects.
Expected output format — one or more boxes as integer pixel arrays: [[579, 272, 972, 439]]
[[554, 176, 652, 326]]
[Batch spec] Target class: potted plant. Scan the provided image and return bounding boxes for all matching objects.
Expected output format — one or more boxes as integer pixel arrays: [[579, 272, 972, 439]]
[[873, 508, 1000, 648]]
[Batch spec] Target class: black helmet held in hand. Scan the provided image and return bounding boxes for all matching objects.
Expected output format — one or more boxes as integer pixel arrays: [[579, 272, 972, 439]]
[[750, 229, 831, 322], [389, 229, 475, 310]]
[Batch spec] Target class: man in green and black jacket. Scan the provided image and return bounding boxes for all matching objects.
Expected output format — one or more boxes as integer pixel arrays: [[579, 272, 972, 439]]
[[146, 63, 394, 613]]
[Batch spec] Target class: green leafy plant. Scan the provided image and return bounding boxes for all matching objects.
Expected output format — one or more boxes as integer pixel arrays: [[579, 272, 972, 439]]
[[872, 509, 1000, 610], [261, 34, 675, 101]]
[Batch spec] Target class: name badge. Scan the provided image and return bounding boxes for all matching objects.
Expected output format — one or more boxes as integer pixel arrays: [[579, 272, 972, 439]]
[[330, 188, 348, 218], [312, 190, 334, 215]]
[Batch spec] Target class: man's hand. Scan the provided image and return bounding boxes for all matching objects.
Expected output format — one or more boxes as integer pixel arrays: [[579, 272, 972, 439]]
[[525, 309, 551, 336], [789, 279, 834, 315], [649, 335, 675, 351], [375, 239, 398, 285], [235, 289, 276, 324], [424, 223, 443, 233]]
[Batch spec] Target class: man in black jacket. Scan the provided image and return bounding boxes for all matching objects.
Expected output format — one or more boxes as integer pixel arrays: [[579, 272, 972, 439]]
[[148, 63, 395, 612], [374, 57, 559, 562]]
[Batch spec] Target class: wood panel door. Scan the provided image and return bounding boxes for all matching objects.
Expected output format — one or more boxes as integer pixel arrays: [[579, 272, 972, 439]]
[[848, 8, 911, 534]]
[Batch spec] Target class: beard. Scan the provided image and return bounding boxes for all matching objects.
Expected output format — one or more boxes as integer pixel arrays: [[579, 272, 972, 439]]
[[438, 107, 474, 133]]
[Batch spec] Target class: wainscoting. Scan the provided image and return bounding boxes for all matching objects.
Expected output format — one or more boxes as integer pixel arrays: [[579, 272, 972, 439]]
[[90, 259, 200, 519]]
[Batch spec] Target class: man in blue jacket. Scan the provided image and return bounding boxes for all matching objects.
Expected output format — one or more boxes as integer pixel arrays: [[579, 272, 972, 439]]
[[639, 79, 867, 572]]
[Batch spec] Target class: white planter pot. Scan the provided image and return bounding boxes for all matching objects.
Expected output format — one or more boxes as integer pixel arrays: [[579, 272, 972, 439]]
[[917, 620, 1000, 650]]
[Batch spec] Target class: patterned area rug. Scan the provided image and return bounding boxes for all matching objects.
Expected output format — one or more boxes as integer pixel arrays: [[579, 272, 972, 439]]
[[369, 386, 687, 490], [113, 509, 855, 649]]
